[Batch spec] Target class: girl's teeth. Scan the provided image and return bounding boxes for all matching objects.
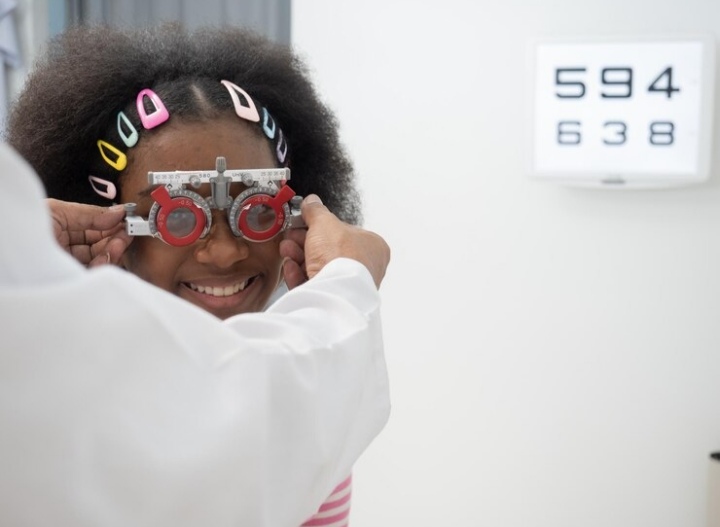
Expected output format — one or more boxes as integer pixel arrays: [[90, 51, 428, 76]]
[[189, 279, 249, 297]]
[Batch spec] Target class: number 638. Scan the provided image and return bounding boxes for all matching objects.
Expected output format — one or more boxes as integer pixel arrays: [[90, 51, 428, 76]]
[[557, 120, 675, 146]]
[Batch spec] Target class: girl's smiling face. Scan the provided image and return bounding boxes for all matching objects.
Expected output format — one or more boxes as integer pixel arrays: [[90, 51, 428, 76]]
[[119, 117, 284, 320]]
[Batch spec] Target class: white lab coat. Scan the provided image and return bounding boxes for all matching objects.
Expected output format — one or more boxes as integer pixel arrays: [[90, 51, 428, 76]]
[[0, 142, 390, 526]]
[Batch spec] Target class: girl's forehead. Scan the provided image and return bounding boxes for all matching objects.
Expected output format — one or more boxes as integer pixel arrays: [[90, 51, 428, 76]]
[[129, 119, 274, 169]]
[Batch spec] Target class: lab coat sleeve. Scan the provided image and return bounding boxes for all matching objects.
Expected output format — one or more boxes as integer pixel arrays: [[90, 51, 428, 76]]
[[0, 259, 389, 527]]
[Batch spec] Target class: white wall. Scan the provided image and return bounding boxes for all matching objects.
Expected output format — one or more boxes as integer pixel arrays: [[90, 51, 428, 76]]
[[293, 1, 720, 525], [7, 0, 49, 103]]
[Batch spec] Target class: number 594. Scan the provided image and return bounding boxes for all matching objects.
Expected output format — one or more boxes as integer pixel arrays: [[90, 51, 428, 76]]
[[557, 120, 675, 146]]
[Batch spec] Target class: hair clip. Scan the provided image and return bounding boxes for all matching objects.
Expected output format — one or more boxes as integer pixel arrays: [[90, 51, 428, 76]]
[[88, 175, 117, 200], [97, 140, 127, 171], [221, 80, 260, 122], [117, 111, 139, 147], [137, 88, 170, 129], [261, 107, 276, 139], [276, 129, 288, 164]]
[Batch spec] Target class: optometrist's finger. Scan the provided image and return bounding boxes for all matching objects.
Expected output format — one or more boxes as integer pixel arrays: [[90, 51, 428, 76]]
[[105, 232, 133, 264], [68, 244, 94, 266], [66, 222, 125, 248], [88, 251, 111, 268], [279, 237, 305, 264], [282, 224, 306, 245], [279, 237, 306, 290], [282, 257, 307, 290], [72, 238, 116, 266], [86, 237, 130, 268], [87, 232, 134, 268], [85, 222, 125, 242], [47, 199, 126, 234], [65, 235, 108, 265], [65, 228, 132, 268]]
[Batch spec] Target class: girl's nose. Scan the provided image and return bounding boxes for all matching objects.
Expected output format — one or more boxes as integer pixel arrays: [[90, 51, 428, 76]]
[[194, 214, 250, 268]]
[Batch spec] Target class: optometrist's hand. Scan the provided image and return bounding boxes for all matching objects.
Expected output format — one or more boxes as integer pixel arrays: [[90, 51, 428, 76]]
[[46, 199, 133, 268], [280, 195, 390, 289]]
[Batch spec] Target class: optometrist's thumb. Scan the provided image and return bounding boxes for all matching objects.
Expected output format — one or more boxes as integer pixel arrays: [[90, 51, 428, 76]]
[[299, 193, 326, 213], [301, 194, 390, 288]]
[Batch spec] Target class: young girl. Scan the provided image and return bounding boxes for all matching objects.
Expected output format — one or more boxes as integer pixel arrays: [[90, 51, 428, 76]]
[[7, 22, 368, 527]]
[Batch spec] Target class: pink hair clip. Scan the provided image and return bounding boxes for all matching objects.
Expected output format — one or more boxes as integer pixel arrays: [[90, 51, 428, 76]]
[[117, 111, 139, 147], [136, 88, 170, 129], [97, 140, 127, 171], [221, 80, 260, 122], [88, 175, 117, 200]]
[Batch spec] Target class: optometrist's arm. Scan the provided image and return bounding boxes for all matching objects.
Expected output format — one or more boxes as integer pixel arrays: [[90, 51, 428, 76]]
[[46, 198, 133, 266]]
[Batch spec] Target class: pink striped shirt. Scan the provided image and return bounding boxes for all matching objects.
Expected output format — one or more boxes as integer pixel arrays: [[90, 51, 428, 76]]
[[301, 475, 353, 527]]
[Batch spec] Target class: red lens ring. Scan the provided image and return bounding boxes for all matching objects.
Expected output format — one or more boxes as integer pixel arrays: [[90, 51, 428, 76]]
[[150, 187, 207, 247], [237, 193, 286, 242]]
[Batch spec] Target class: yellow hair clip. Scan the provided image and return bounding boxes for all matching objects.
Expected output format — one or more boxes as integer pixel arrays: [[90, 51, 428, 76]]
[[97, 140, 127, 171]]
